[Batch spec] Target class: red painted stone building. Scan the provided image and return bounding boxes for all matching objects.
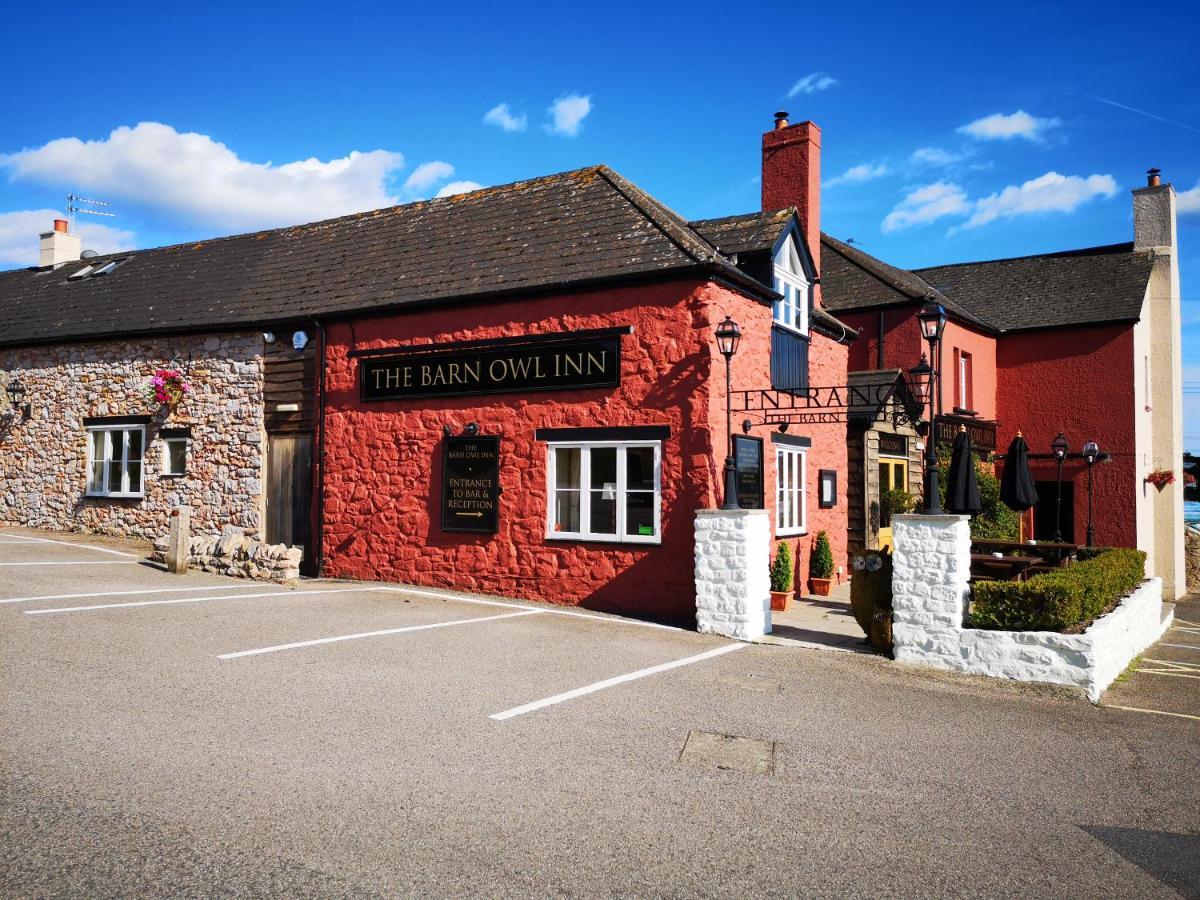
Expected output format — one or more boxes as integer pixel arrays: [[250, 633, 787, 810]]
[[822, 174, 1185, 598]]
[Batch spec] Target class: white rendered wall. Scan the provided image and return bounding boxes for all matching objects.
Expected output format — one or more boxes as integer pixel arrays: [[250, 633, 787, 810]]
[[891, 514, 1172, 702], [694, 509, 772, 640]]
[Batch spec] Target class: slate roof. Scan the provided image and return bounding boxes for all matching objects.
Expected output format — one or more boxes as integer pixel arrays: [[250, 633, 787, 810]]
[[0, 166, 774, 348], [819, 235, 992, 331], [913, 243, 1154, 332], [689, 209, 794, 255]]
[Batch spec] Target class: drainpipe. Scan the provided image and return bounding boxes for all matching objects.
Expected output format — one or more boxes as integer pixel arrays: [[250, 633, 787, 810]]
[[313, 319, 328, 577], [877, 309, 885, 369]]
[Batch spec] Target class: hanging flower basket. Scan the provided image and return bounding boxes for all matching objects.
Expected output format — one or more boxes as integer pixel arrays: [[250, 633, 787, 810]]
[[147, 368, 191, 410], [1145, 469, 1175, 490]]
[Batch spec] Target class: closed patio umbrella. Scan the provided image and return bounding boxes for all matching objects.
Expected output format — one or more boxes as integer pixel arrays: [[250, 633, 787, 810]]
[[999, 433, 1038, 512], [946, 428, 982, 515]]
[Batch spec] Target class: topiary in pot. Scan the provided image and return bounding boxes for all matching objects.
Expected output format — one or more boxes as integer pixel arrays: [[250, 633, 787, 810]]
[[769, 541, 794, 612], [809, 530, 835, 596]]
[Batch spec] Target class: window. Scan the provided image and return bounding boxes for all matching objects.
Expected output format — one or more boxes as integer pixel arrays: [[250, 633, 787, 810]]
[[956, 350, 973, 410], [772, 236, 810, 334], [86, 425, 145, 497], [162, 434, 187, 476], [547, 442, 661, 543], [776, 445, 807, 535]]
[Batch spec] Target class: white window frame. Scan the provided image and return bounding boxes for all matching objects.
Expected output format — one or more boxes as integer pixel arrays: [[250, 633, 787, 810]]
[[161, 435, 188, 476], [545, 441, 662, 545], [85, 425, 146, 498], [772, 236, 811, 335], [776, 445, 807, 536]]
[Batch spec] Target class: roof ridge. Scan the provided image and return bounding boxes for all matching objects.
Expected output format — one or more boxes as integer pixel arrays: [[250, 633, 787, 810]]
[[594, 166, 722, 265], [913, 241, 1139, 272], [689, 208, 795, 228]]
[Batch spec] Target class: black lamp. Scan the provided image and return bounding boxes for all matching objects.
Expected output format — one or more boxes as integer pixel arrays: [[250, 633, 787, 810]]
[[916, 301, 947, 514], [1051, 432, 1069, 542], [5, 379, 29, 420], [715, 316, 742, 511], [907, 354, 933, 416], [1082, 440, 1100, 547]]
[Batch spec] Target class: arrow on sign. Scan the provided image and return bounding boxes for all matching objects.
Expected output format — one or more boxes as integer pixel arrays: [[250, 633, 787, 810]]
[[456, 511, 485, 518]]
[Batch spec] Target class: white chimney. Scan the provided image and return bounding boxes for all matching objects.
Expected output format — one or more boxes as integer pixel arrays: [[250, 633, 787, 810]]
[[38, 218, 81, 268], [1132, 168, 1176, 251]]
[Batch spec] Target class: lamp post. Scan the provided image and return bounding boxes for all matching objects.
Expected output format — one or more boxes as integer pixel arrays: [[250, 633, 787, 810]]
[[1052, 432, 1069, 542], [715, 316, 742, 511], [916, 301, 947, 514], [1082, 440, 1099, 547]]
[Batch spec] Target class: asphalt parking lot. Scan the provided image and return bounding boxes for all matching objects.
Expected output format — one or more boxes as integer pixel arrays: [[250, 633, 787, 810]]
[[2, 527, 1198, 898]]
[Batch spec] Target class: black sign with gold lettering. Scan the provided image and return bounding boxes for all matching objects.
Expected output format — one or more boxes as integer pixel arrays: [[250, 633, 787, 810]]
[[359, 330, 623, 401], [733, 435, 764, 510], [442, 436, 501, 534]]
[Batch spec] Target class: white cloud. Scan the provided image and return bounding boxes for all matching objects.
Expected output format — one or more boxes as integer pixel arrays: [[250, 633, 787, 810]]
[[825, 161, 888, 188], [910, 146, 965, 167], [787, 72, 838, 97], [483, 103, 527, 133], [881, 182, 970, 233], [957, 110, 1061, 142], [1177, 181, 1200, 214], [546, 94, 592, 137], [0, 208, 136, 267], [0, 122, 407, 232], [403, 160, 454, 194], [435, 181, 483, 198], [961, 171, 1117, 229]]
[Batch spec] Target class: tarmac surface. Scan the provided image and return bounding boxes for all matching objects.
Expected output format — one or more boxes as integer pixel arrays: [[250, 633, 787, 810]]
[[1, 527, 1197, 898]]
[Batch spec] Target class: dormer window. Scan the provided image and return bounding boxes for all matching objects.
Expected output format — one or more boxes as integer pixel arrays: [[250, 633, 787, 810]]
[[772, 236, 810, 335]]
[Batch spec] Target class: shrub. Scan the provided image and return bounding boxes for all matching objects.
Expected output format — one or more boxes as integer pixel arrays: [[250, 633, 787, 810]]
[[971, 548, 1146, 632], [880, 488, 917, 525], [769, 541, 793, 593], [936, 449, 1020, 541], [811, 531, 835, 579]]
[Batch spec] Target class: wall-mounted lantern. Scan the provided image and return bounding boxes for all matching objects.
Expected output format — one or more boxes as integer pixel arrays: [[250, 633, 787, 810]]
[[5, 379, 30, 421]]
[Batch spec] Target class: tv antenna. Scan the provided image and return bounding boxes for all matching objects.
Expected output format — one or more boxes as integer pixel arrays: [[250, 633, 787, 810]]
[[66, 194, 115, 231]]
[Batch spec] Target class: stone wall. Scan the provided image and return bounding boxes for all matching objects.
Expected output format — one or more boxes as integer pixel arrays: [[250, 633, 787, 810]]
[[891, 514, 1173, 702], [1187, 525, 1200, 595], [0, 333, 265, 540], [694, 509, 771, 640], [151, 526, 302, 582]]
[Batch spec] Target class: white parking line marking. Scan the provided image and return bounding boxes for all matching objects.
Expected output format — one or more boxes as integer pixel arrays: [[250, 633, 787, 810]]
[[489, 642, 746, 722], [0, 560, 139, 567], [0, 533, 138, 558], [23, 587, 360, 615], [376, 587, 682, 631], [1104, 704, 1200, 722], [218, 609, 544, 660], [1159, 643, 1200, 652], [2, 585, 284, 605]]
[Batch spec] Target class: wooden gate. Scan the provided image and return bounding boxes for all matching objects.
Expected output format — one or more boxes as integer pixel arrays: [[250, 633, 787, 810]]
[[266, 433, 313, 564]]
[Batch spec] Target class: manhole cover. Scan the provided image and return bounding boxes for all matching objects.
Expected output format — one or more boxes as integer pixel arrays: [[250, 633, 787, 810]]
[[717, 672, 782, 694], [679, 730, 775, 775]]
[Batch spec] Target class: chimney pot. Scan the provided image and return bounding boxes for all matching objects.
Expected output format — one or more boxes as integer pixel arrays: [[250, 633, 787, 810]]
[[53, 218, 69, 233], [1146, 167, 1161, 187], [773, 111, 789, 130]]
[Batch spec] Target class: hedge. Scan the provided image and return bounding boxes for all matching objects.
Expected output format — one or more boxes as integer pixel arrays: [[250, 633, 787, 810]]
[[970, 548, 1146, 632]]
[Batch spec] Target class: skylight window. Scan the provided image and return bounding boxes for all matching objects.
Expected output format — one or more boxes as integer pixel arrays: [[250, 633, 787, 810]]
[[67, 265, 94, 280], [89, 260, 120, 277]]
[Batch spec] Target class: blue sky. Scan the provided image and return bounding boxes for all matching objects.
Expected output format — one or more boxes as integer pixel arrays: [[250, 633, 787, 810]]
[[1, 0, 1197, 447]]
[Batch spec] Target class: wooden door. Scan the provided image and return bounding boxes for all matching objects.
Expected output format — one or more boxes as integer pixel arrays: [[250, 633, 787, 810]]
[[877, 458, 908, 550], [266, 433, 313, 567]]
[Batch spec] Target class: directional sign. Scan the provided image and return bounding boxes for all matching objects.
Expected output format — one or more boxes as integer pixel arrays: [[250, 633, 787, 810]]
[[441, 436, 501, 534]]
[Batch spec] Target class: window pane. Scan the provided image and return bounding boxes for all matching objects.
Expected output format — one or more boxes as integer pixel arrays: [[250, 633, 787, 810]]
[[167, 440, 186, 475], [590, 447, 617, 489], [90, 461, 104, 493], [554, 447, 581, 489], [626, 491, 655, 537], [127, 461, 143, 494], [127, 428, 143, 462], [554, 490, 580, 533], [626, 447, 655, 491], [589, 491, 616, 535]]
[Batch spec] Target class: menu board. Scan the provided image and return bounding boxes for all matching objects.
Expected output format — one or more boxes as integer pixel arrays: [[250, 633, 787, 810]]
[[733, 435, 764, 510]]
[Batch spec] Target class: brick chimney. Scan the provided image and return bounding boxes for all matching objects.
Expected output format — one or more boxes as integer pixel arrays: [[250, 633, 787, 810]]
[[38, 218, 81, 268], [1132, 168, 1176, 251], [762, 112, 821, 272]]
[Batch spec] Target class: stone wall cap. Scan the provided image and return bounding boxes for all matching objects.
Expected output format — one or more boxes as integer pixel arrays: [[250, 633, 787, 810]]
[[695, 509, 771, 518], [893, 513, 970, 524]]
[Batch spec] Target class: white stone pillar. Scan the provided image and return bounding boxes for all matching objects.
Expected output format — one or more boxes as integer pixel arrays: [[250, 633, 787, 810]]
[[694, 509, 772, 640], [166, 506, 190, 575], [890, 513, 971, 668]]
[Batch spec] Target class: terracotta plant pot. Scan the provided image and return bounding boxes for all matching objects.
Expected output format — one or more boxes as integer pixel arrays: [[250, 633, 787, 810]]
[[769, 590, 794, 612], [808, 578, 833, 597]]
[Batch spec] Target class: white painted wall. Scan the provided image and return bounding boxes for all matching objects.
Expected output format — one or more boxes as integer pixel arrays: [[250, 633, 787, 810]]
[[891, 514, 1172, 701], [694, 509, 772, 640]]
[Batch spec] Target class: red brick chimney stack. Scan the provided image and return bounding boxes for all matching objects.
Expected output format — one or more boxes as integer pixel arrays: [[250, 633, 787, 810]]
[[761, 112, 821, 275]]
